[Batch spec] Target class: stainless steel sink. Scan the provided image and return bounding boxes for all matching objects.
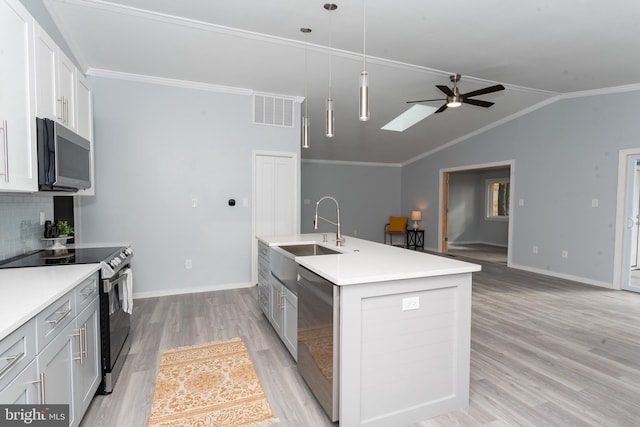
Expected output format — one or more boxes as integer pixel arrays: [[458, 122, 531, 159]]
[[278, 244, 341, 257]]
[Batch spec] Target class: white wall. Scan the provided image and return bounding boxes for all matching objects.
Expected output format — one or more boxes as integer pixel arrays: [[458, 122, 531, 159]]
[[301, 161, 402, 243], [77, 77, 299, 296], [402, 89, 640, 286]]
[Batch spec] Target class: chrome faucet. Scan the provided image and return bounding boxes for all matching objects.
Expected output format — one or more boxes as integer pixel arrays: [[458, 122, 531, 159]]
[[314, 196, 345, 246]]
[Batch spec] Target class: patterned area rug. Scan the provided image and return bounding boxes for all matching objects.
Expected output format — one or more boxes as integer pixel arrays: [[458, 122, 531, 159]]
[[148, 338, 276, 427]]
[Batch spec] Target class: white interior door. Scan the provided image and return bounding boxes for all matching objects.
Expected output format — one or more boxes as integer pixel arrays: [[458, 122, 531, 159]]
[[631, 163, 640, 268], [621, 155, 640, 292], [252, 151, 298, 284]]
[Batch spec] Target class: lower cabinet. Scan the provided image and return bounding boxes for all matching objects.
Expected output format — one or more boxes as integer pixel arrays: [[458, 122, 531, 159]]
[[0, 272, 100, 427], [270, 277, 297, 360]]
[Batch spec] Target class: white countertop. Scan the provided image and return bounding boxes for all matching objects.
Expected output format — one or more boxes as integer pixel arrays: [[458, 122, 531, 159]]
[[0, 264, 101, 340], [258, 233, 481, 285]]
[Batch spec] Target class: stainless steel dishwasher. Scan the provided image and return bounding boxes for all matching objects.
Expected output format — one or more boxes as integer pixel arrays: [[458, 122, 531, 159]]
[[297, 265, 340, 422]]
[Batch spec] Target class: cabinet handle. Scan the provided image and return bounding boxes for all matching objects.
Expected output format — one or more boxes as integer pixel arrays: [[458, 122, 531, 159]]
[[82, 324, 88, 361], [279, 293, 285, 310], [31, 372, 46, 403], [57, 98, 64, 122], [80, 286, 97, 297], [0, 351, 24, 377], [64, 99, 69, 124], [46, 308, 72, 326], [72, 325, 86, 365], [1, 120, 8, 182]]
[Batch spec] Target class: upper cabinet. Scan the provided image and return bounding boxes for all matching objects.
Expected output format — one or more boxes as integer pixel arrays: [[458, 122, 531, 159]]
[[31, 13, 95, 195], [34, 23, 90, 139], [0, 0, 38, 192]]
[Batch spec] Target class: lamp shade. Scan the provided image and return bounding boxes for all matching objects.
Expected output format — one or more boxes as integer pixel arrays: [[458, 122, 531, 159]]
[[411, 210, 422, 221]]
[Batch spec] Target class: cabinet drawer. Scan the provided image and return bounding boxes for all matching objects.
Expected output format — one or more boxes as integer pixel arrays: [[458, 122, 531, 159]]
[[0, 318, 36, 391], [36, 291, 75, 352], [258, 261, 270, 283], [258, 241, 270, 259], [75, 273, 99, 314]]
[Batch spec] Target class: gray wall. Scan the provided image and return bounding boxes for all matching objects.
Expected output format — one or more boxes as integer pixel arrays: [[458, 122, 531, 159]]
[[448, 168, 509, 246], [402, 89, 640, 285], [301, 161, 402, 243], [77, 77, 299, 296]]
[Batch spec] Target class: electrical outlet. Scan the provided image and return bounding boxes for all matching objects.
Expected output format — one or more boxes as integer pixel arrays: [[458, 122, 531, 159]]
[[39, 211, 45, 226], [562, 250, 568, 259], [185, 259, 193, 269], [533, 245, 538, 254], [592, 198, 599, 208], [519, 199, 525, 207], [191, 198, 198, 208], [402, 296, 419, 311]]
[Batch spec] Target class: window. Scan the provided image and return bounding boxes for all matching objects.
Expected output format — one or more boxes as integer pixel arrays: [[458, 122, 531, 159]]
[[486, 178, 510, 220]]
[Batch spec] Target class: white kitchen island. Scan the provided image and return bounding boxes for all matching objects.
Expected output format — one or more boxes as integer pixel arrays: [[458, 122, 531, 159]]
[[258, 234, 481, 427]]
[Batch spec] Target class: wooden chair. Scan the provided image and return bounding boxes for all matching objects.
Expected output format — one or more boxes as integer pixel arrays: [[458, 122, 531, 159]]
[[384, 216, 408, 247]]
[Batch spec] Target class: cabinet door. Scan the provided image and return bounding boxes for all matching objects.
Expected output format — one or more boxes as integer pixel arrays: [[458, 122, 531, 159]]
[[270, 278, 284, 333], [75, 74, 92, 141], [0, 0, 37, 192], [57, 52, 76, 131], [74, 298, 100, 423], [33, 23, 58, 120], [38, 320, 76, 427], [282, 287, 297, 360], [0, 359, 40, 404]]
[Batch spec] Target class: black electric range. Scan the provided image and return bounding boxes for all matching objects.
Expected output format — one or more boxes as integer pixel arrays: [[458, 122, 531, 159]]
[[0, 244, 134, 395], [0, 246, 133, 276]]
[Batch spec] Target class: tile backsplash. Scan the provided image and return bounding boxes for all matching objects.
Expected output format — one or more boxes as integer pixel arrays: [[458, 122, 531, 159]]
[[0, 194, 54, 261]]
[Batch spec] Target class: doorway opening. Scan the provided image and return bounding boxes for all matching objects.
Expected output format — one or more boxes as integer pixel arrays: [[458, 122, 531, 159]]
[[614, 149, 640, 292], [440, 161, 514, 266]]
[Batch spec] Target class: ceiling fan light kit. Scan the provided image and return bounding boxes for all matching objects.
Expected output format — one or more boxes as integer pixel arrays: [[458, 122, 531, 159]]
[[407, 74, 505, 115]]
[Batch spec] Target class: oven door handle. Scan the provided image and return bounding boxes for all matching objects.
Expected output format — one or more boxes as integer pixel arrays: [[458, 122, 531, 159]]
[[103, 273, 128, 293]]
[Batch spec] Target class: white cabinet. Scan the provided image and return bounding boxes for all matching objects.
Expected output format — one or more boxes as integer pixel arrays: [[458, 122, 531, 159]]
[[0, 0, 38, 192], [76, 74, 93, 141], [33, 23, 79, 132], [270, 276, 297, 360], [257, 241, 270, 316], [38, 319, 77, 426], [0, 272, 100, 427], [74, 297, 100, 422], [282, 287, 297, 358]]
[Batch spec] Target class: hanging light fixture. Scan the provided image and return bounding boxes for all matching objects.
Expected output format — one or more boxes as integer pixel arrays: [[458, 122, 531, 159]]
[[301, 27, 312, 148], [359, 0, 369, 121], [324, 3, 337, 138]]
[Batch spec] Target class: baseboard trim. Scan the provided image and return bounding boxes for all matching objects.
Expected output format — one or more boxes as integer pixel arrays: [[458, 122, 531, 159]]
[[134, 282, 254, 299], [509, 263, 614, 290], [449, 240, 508, 248]]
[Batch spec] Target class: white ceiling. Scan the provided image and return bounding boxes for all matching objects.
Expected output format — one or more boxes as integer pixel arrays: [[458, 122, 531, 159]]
[[44, 0, 640, 164]]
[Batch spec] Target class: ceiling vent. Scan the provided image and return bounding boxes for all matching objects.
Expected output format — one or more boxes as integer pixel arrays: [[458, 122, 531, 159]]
[[253, 94, 294, 128]]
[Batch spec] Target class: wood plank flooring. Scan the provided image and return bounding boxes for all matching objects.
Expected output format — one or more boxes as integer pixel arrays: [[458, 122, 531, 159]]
[[80, 261, 640, 427]]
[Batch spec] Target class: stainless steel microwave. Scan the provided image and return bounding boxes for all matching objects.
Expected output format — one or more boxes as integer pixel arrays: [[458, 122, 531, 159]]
[[36, 117, 91, 192]]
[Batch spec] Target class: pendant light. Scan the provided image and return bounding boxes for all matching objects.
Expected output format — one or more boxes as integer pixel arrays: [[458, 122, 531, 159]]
[[359, 0, 369, 121], [301, 27, 312, 148], [324, 3, 337, 138]]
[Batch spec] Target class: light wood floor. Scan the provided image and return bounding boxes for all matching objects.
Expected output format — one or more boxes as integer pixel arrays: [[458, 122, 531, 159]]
[[80, 261, 640, 427]]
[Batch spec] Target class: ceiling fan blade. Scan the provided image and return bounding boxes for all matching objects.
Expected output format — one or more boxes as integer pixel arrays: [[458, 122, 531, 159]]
[[406, 98, 445, 104], [434, 103, 448, 113], [463, 98, 494, 108], [462, 84, 505, 98], [436, 85, 455, 97]]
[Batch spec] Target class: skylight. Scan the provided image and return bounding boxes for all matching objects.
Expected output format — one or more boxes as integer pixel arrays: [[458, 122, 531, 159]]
[[381, 105, 437, 132]]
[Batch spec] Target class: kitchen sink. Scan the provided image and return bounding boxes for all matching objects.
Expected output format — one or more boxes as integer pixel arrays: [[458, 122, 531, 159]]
[[278, 244, 341, 257]]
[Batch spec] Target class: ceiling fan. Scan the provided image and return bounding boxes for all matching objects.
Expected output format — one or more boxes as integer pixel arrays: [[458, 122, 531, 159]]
[[406, 74, 505, 113]]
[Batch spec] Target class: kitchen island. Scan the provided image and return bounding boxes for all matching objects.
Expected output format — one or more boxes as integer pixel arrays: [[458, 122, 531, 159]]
[[258, 234, 481, 427]]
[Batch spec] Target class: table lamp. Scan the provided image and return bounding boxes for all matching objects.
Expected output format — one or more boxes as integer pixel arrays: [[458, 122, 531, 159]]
[[411, 210, 422, 230]]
